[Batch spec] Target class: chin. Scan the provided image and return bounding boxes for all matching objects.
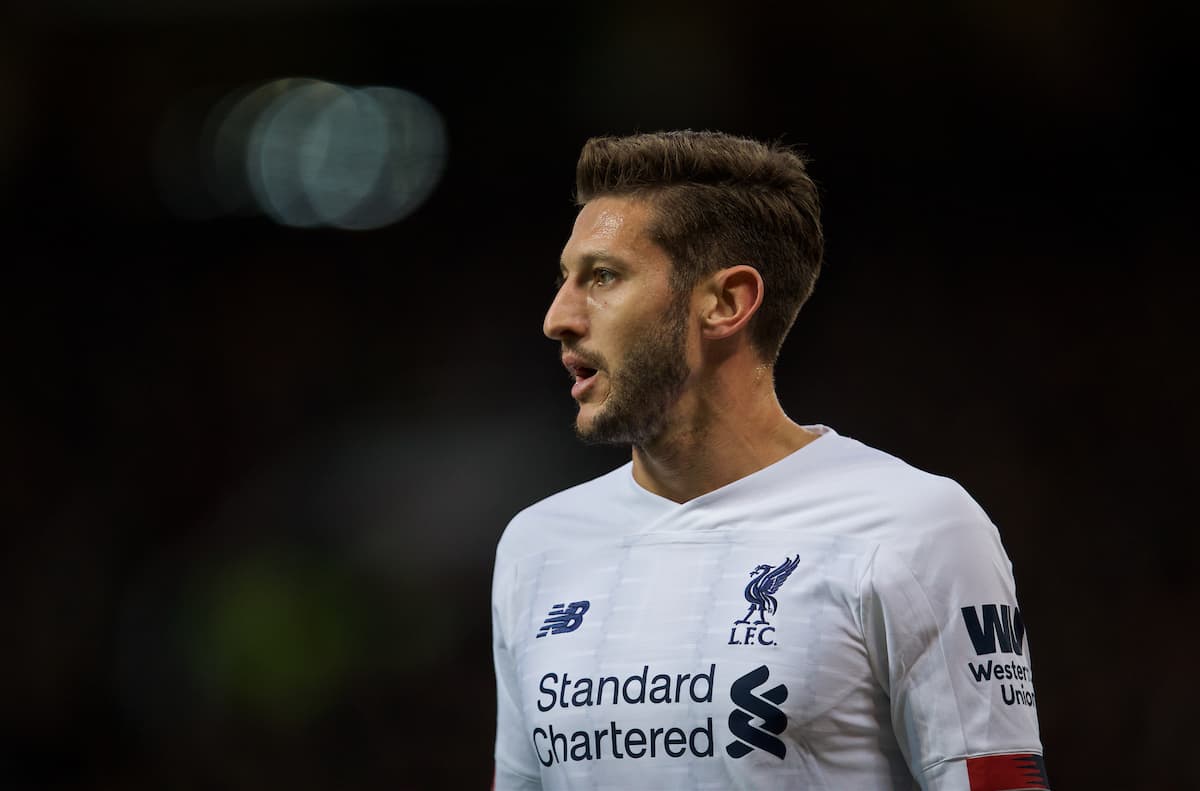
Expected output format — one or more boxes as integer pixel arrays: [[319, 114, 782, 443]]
[[573, 404, 617, 445], [574, 407, 600, 435]]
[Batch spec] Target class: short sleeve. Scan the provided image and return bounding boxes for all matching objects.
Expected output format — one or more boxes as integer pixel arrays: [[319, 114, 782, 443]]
[[860, 484, 1048, 791], [492, 551, 542, 791]]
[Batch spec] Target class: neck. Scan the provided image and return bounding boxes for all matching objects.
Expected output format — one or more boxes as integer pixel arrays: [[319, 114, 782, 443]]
[[630, 361, 817, 503]]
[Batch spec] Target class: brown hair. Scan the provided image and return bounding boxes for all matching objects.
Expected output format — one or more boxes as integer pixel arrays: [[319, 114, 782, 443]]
[[575, 130, 823, 364]]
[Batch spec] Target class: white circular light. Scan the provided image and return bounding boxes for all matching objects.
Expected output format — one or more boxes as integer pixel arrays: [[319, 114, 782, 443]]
[[299, 87, 391, 228], [206, 79, 307, 216], [337, 86, 447, 230], [248, 79, 350, 228]]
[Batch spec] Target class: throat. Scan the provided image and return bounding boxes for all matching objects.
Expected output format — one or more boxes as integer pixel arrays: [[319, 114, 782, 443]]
[[631, 418, 818, 504], [630, 429, 718, 504]]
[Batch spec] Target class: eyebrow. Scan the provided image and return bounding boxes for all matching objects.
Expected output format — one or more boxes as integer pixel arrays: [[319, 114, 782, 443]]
[[558, 250, 630, 274]]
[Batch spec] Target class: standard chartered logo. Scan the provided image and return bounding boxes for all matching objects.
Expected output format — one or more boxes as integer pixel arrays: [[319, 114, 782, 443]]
[[531, 665, 716, 766], [725, 664, 789, 760], [529, 663, 791, 767]]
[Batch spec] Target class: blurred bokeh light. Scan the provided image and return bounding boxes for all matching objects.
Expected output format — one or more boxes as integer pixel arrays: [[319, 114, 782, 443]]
[[154, 79, 446, 229]]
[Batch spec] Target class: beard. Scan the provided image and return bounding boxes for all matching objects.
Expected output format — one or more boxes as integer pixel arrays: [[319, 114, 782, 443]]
[[572, 294, 691, 448]]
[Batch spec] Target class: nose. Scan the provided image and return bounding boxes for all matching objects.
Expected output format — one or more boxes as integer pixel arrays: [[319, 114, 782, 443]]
[[543, 281, 587, 341]]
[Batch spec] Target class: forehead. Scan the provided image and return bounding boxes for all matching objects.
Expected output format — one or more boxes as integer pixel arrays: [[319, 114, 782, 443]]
[[561, 196, 668, 269]]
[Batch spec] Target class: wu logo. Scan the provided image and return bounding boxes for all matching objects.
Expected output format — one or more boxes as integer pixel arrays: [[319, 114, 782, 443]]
[[536, 601, 590, 638], [726, 665, 789, 760], [729, 554, 799, 647], [961, 604, 1025, 656]]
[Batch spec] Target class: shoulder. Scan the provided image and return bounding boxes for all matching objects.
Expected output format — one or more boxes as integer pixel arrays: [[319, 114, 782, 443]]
[[819, 432, 1001, 560], [815, 431, 986, 516], [495, 462, 633, 566]]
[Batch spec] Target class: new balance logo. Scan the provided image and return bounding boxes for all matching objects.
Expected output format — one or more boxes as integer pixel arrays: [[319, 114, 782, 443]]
[[961, 604, 1025, 656], [726, 665, 789, 760], [536, 601, 590, 638]]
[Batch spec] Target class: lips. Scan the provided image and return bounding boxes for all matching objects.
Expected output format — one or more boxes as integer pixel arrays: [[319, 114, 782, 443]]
[[562, 353, 602, 400], [570, 369, 599, 399]]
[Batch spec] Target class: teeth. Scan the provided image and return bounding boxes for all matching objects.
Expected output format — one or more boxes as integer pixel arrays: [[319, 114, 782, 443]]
[[566, 363, 598, 381]]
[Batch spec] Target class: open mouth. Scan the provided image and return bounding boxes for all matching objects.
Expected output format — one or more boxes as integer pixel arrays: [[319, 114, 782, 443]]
[[567, 363, 601, 400], [563, 352, 603, 400]]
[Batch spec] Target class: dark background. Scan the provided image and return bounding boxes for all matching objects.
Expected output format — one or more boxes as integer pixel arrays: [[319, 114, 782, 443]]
[[2, 1, 1196, 788]]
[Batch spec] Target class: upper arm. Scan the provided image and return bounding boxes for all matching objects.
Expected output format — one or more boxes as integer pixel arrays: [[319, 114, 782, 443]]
[[860, 490, 1048, 790]]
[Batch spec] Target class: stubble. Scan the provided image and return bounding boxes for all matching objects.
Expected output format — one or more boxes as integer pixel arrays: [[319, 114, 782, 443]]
[[574, 294, 691, 448]]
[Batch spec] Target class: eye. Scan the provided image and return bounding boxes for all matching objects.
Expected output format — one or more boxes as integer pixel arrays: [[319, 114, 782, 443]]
[[592, 268, 616, 286]]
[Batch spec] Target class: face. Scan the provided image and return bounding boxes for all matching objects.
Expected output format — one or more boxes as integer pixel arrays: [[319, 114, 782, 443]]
[[544, 197, 692, 446]]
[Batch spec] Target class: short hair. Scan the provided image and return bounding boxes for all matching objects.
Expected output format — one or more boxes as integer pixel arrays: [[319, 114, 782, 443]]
[[575, 130, 823, 365]]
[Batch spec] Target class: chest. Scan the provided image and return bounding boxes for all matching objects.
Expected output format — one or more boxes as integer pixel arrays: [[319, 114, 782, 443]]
[[508, 531, 880, 738]]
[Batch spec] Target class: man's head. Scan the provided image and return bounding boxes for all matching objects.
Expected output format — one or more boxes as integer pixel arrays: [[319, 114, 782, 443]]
[[545, 131, 823, 446], [546, 198, 692, 445], [575, 130, 823, 365]]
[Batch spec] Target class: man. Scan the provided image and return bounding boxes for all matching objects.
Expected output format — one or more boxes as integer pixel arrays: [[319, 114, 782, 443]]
[[492, 131, 1047, 790]]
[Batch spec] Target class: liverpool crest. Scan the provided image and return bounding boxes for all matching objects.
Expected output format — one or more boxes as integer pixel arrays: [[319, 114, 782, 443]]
[[729, 555, 799, 647]]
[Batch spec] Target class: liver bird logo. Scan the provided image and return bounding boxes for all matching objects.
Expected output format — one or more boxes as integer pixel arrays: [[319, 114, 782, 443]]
[[735, 555, 800, 626]]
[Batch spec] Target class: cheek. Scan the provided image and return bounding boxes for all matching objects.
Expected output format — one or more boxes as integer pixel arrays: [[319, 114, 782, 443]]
[[586, 292, 617, 313], [591, 291, 677, 358]]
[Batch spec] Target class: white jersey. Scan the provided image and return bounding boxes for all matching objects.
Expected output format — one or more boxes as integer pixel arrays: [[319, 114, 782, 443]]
[[492, 426, 1047, 791]]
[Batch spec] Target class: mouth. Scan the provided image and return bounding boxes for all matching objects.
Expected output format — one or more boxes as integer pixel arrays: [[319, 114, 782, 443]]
[[562, 354, 602, 400], [569, 365, 599, 400], [569, 364, 598, 382]]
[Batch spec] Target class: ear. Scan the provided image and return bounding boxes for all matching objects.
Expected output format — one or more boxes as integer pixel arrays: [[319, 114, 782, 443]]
[[699, 265, 764, 341]]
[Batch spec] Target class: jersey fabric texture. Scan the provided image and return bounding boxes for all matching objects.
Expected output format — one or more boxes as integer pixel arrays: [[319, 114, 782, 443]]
[[491, 426, 1046, 791]]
